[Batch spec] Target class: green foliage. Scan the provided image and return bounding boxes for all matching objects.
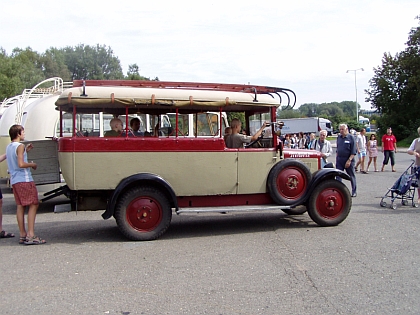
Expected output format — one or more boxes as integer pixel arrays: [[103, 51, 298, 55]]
[[0, 47, 46, 99], [40, 48, 72, 81], [277, 109, 301, 119], [126, 63, 157, 81], [0, 43, 162, 100], [346, 120, 365, 131], [366, 16, 420, 141], [63, 44, 124, 80]]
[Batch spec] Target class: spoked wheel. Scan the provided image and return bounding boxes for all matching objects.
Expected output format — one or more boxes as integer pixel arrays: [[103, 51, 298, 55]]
[[115, 186, 172, 241], [267, 160, 312, 205], [307, 179, 351, 226]]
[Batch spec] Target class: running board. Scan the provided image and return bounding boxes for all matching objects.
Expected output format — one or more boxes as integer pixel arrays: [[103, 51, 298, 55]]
[[176, 204, 291, 214]]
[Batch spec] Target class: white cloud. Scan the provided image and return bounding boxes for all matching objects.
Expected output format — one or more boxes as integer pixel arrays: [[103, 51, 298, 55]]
[[1, 0, 418, 110]]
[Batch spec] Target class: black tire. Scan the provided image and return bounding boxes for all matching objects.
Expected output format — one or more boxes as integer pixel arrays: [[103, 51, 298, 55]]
[[115, 186, 172, 241], [307, 179, 351, 226], [267, 160, 312, 205]]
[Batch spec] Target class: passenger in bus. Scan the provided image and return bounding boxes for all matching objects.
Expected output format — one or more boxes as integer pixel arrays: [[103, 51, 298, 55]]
[[223, 127, 232, 144], [126, 117, 144, 137], [225, 118, 267, 148], [104, 118, 123, 137]]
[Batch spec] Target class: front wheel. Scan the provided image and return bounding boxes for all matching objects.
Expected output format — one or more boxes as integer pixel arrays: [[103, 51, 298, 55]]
[[115, 186, 172, 241], [307, 179, 351, 226]]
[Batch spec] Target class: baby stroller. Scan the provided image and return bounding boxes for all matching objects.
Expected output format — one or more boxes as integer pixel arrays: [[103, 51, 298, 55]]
[[380, 160, 419, 209]]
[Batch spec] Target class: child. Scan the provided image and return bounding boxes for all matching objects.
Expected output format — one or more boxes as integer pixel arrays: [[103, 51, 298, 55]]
[[6, 125, 46, 245], [0, 153, 15, 239]]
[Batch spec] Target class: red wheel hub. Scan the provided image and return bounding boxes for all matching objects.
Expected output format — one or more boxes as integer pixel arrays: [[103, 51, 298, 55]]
[[126, 197, 163, 232], [315, 188, 344, 218]]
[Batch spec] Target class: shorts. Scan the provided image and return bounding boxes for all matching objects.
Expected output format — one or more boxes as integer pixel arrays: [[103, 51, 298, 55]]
[[358, 150, 367, 158], [12, 182, 39, 207]]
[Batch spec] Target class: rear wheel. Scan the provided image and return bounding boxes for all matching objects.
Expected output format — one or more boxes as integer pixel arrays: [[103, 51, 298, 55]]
[[115, 186, 172, 241], [307, 179, 351, 226], [267, 160, 312, 205]]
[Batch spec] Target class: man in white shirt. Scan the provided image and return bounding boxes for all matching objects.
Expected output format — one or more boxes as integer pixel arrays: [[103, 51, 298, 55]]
[[312, 130, 332, 168]]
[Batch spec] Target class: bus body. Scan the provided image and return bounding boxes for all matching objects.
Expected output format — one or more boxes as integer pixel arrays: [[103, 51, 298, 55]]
[[34, 80, 351, 241]]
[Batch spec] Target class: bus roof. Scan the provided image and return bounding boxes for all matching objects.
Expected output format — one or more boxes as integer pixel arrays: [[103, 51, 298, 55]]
[[55, 80, 295, 115]]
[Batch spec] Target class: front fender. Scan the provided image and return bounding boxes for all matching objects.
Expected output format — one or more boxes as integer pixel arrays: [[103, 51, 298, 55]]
[[102, 173, 178, 220], [293, 168, 350, 206]]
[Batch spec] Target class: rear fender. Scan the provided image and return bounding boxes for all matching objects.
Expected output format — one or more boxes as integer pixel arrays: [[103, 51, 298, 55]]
[[102, 173, 178, 220]]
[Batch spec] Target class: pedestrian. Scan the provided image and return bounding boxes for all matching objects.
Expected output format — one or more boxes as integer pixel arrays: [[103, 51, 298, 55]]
[[308, 133, 316, 150], [381, 127, 397, 172], [6, 125, 46, 245], [366, 134, 379, 172], [283, 134, 291, 149], [290, 134, 297, 149], [407, 126, 420, 204], [312, 130, 332, 168], [355, 128, 367, 173], [298, 132, 306, 149], [0, 153, 15, 240], [336, 124, 357, 197]]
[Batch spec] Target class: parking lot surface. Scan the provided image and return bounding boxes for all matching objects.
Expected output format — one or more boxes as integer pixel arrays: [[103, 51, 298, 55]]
[[0, 150, 419, 314]]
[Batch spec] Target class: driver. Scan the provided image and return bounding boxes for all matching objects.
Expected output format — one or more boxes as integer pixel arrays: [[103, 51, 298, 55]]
[[225, 118, 268, 148]]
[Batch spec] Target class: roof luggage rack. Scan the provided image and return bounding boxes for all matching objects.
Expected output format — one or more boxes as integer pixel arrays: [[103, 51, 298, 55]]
[[72, 80, 296, 108]]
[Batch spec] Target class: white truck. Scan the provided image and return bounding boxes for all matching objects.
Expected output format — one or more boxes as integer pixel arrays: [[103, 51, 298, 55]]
[[278, 117, 333, 136]]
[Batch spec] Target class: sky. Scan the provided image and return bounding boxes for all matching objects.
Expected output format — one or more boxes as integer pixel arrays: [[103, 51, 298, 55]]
[[1, 0, 419, 110]]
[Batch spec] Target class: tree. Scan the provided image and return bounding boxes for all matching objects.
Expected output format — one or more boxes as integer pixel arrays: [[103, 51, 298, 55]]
[[126, 63, 156, 80], [366, 16, 420, 140], [40, 48, 72, 81], [63, 44, 124, 80], [278, 108, 301, 119], [0, 47, 45, 99]]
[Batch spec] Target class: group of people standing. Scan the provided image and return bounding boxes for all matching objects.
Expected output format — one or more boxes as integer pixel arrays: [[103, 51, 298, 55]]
[[282, 132, 317, 150]]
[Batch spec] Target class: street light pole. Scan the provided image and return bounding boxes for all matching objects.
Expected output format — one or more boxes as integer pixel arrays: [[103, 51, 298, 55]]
[[346, 68, 364, 123]]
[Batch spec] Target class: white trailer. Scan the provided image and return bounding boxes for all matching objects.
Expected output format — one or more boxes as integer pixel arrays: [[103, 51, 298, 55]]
[[278, 117, 332, 136]]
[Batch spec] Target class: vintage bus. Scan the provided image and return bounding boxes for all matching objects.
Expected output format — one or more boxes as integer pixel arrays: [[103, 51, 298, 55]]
[[36, 80, 351, 241]]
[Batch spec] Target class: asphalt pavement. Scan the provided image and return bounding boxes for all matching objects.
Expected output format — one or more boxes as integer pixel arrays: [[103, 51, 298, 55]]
[[0, 149, 419, 315]]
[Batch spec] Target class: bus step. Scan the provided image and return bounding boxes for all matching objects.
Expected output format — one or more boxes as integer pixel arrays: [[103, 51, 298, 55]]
[[176, 205, 291, 214]]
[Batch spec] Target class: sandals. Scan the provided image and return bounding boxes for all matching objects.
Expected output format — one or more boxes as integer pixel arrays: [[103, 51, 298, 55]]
[[0, 230, 15, 238], [24, 236, 46, 245], [19, 236, 26, 244]]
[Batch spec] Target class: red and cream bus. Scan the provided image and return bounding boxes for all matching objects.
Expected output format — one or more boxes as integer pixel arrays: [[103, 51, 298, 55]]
[[39, 80, 352, 241]]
